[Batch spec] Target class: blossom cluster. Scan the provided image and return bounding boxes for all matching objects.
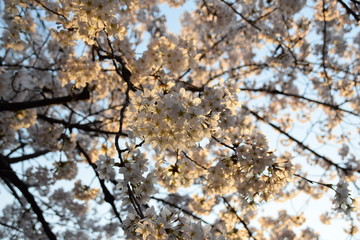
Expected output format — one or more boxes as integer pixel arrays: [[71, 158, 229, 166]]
[[53, 160, 78, 180], [49, 0, 128, 44], [132, 36, 196, 82], [2, 0, 35, 51], [128, 87, 215, 151], [0, 110, 37, 151], [206, 131, 294, 202], [154, 149, 210, 192], [122, 206, 223, 240], [128, 85, 238, 151], [258, 210, 319, 240], [96, 154, 115, 181], [59, 55, 102, 88], [28, 122, 64, 151], [115, 148, 156, 205], [50, 188, 88, 217], [333, 180, 353, 214], [72, 180, 100, 201], [25, 166, 54, 195]]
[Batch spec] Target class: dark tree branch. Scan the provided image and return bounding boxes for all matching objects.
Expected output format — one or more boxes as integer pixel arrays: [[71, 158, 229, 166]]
[[2, 176, 25, 207], [115, 82, 132, 166], [293, 173, 333, 189], [7, 150, 51, 164], [93, 39, 136, 166], [0, 221, 22, 232], [92, 44, 137, 91], [151, 196, 213, 226], [127, 183, 145, 218], [76, 143, 123, 224], [0, 86, 90, 112], [94, 40, 146, 219], [0, 63, 60, 72], [219, 0, 261, 31], [240, 87, 359, 117], [182, 151, 208, 170], [320, 0, 336, 105], [181, 63, 269, 92], [222, 197, 257, 240], [0, 158, 57, 240], [33, 0, 69, 22], [212, 136, 237, 152], [337, 0, 360, 21], [38, 114, 122, 136]]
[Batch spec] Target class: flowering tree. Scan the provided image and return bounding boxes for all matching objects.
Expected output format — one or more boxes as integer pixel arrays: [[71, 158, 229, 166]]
[[0, 0, 359, 239]]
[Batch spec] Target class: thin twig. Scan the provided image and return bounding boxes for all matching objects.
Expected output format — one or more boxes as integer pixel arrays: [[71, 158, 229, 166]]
[[222, 197, 257, 240], [244, 106, 358, 174]]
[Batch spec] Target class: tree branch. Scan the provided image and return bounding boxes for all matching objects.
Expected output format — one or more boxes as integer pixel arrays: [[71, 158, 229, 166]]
[[337, 0, 360, 21], [244, 106, 358, 174], [33, 0, 69, 22], [240, 87, 359, 117], [38, 114, 122, 136], [0, 221, 22, 232], [219, 0, 261, 31], [293, 173, 333, 189], [0, 86, 90, 112], [76, 143, 123, 224], [0, 158, 57, 240], [6, 150, 51, 164], [182, 151, 208, 170], [222, 197, 257, 240], [151, 196, 213, 226]]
